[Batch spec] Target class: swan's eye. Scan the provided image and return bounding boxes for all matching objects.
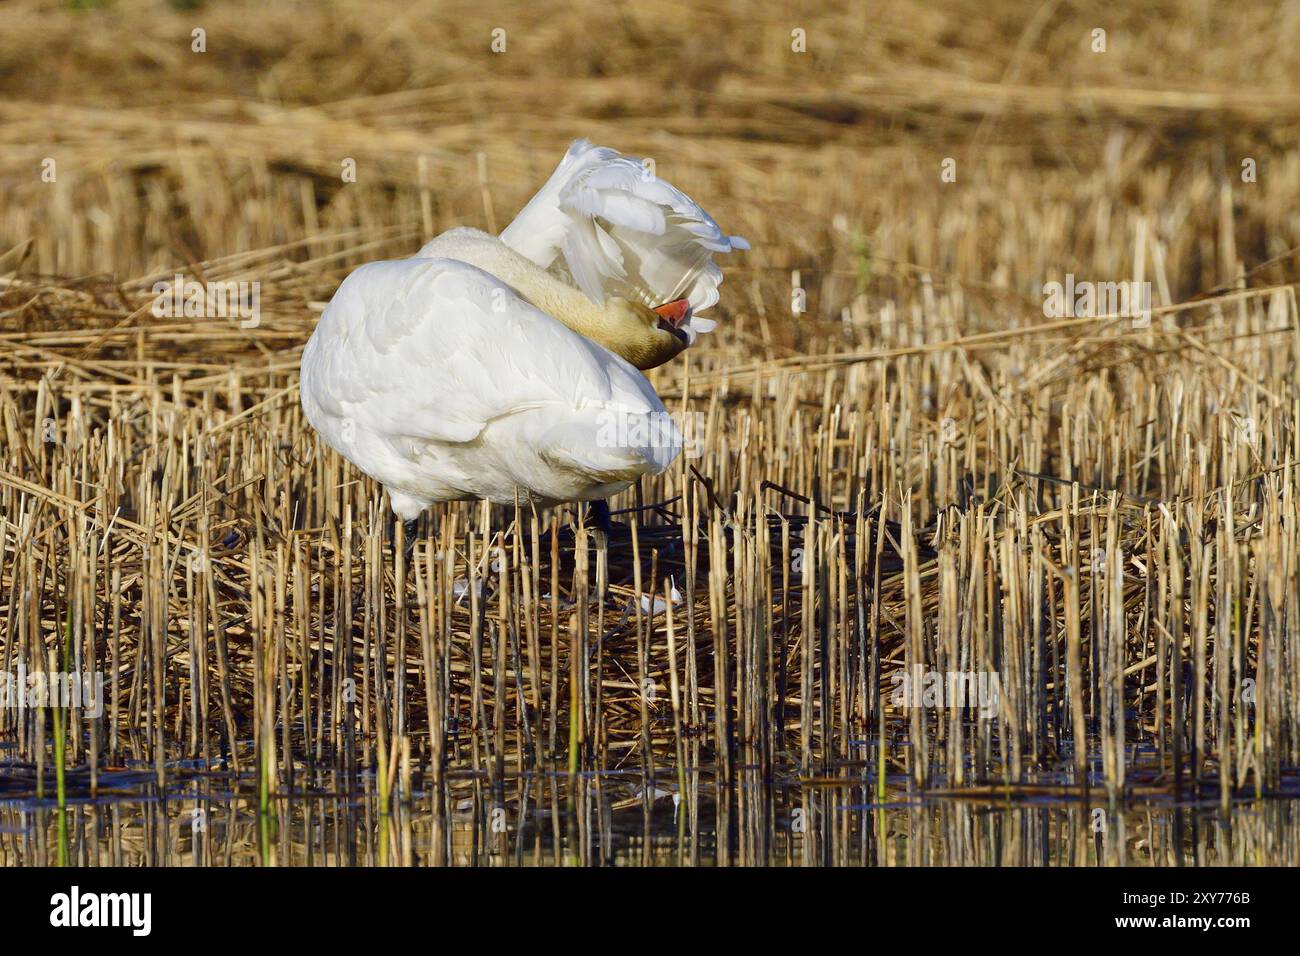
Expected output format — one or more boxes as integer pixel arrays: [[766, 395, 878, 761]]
[[656, 317, 690, 346]]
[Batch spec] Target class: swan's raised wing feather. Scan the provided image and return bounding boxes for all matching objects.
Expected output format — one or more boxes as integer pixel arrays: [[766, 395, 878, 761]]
[[500, 140, 748, 329]]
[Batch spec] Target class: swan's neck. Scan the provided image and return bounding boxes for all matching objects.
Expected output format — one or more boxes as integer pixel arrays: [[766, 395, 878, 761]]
[[491, 257, 611, 341], [422, 229, 672, 365], [445, 233, 629, 352]]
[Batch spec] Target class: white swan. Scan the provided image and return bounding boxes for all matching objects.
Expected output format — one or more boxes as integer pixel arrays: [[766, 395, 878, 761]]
[[300, 140, 747, 520]]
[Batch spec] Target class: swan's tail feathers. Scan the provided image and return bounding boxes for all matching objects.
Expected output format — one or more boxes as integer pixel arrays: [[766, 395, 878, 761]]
[[537, 410, 682, 488], [499, 139, 747, 342]]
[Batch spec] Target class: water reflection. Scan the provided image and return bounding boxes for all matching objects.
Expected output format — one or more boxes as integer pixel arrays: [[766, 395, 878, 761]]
[[2, 759, 1297, 866]]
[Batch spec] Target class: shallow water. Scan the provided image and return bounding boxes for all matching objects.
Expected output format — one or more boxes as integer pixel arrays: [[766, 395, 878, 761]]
[[3, 750, 1297, 866]]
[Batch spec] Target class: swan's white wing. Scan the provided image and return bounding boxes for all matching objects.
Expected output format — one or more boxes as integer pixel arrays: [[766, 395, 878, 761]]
[[499, 140, 748, 336], [300, 256, 672, 504], [304, 256, 657, 441]]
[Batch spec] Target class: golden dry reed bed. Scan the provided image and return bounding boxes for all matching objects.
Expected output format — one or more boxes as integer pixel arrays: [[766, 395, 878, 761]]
[[2, 0, 1300, 864]]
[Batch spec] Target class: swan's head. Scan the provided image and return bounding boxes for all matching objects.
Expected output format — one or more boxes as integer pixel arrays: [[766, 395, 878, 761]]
[[597, 297, 694, 370]]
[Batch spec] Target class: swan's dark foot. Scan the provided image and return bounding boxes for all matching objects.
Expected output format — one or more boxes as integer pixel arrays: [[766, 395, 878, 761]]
[[586, 499, 612, 537], [609, 496, 683, 520]]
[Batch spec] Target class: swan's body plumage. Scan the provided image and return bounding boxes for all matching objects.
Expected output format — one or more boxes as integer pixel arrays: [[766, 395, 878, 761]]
[[301, 251, 672, 517], [301, 141, 745, 519]]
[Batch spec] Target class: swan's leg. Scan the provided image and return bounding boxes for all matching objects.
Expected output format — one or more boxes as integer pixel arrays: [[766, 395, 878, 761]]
[[401, 518, 419, 564], [346, 507, 418, 640], [384, 505, 420, 566], [587, 499, 612, 536]]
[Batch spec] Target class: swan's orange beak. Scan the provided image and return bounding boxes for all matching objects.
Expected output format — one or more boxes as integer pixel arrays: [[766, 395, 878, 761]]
[[654, 298, 692, 328]]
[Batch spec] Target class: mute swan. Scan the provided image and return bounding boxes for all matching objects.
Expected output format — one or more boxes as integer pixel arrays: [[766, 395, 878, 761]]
[[300, 140, 747, 520]]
